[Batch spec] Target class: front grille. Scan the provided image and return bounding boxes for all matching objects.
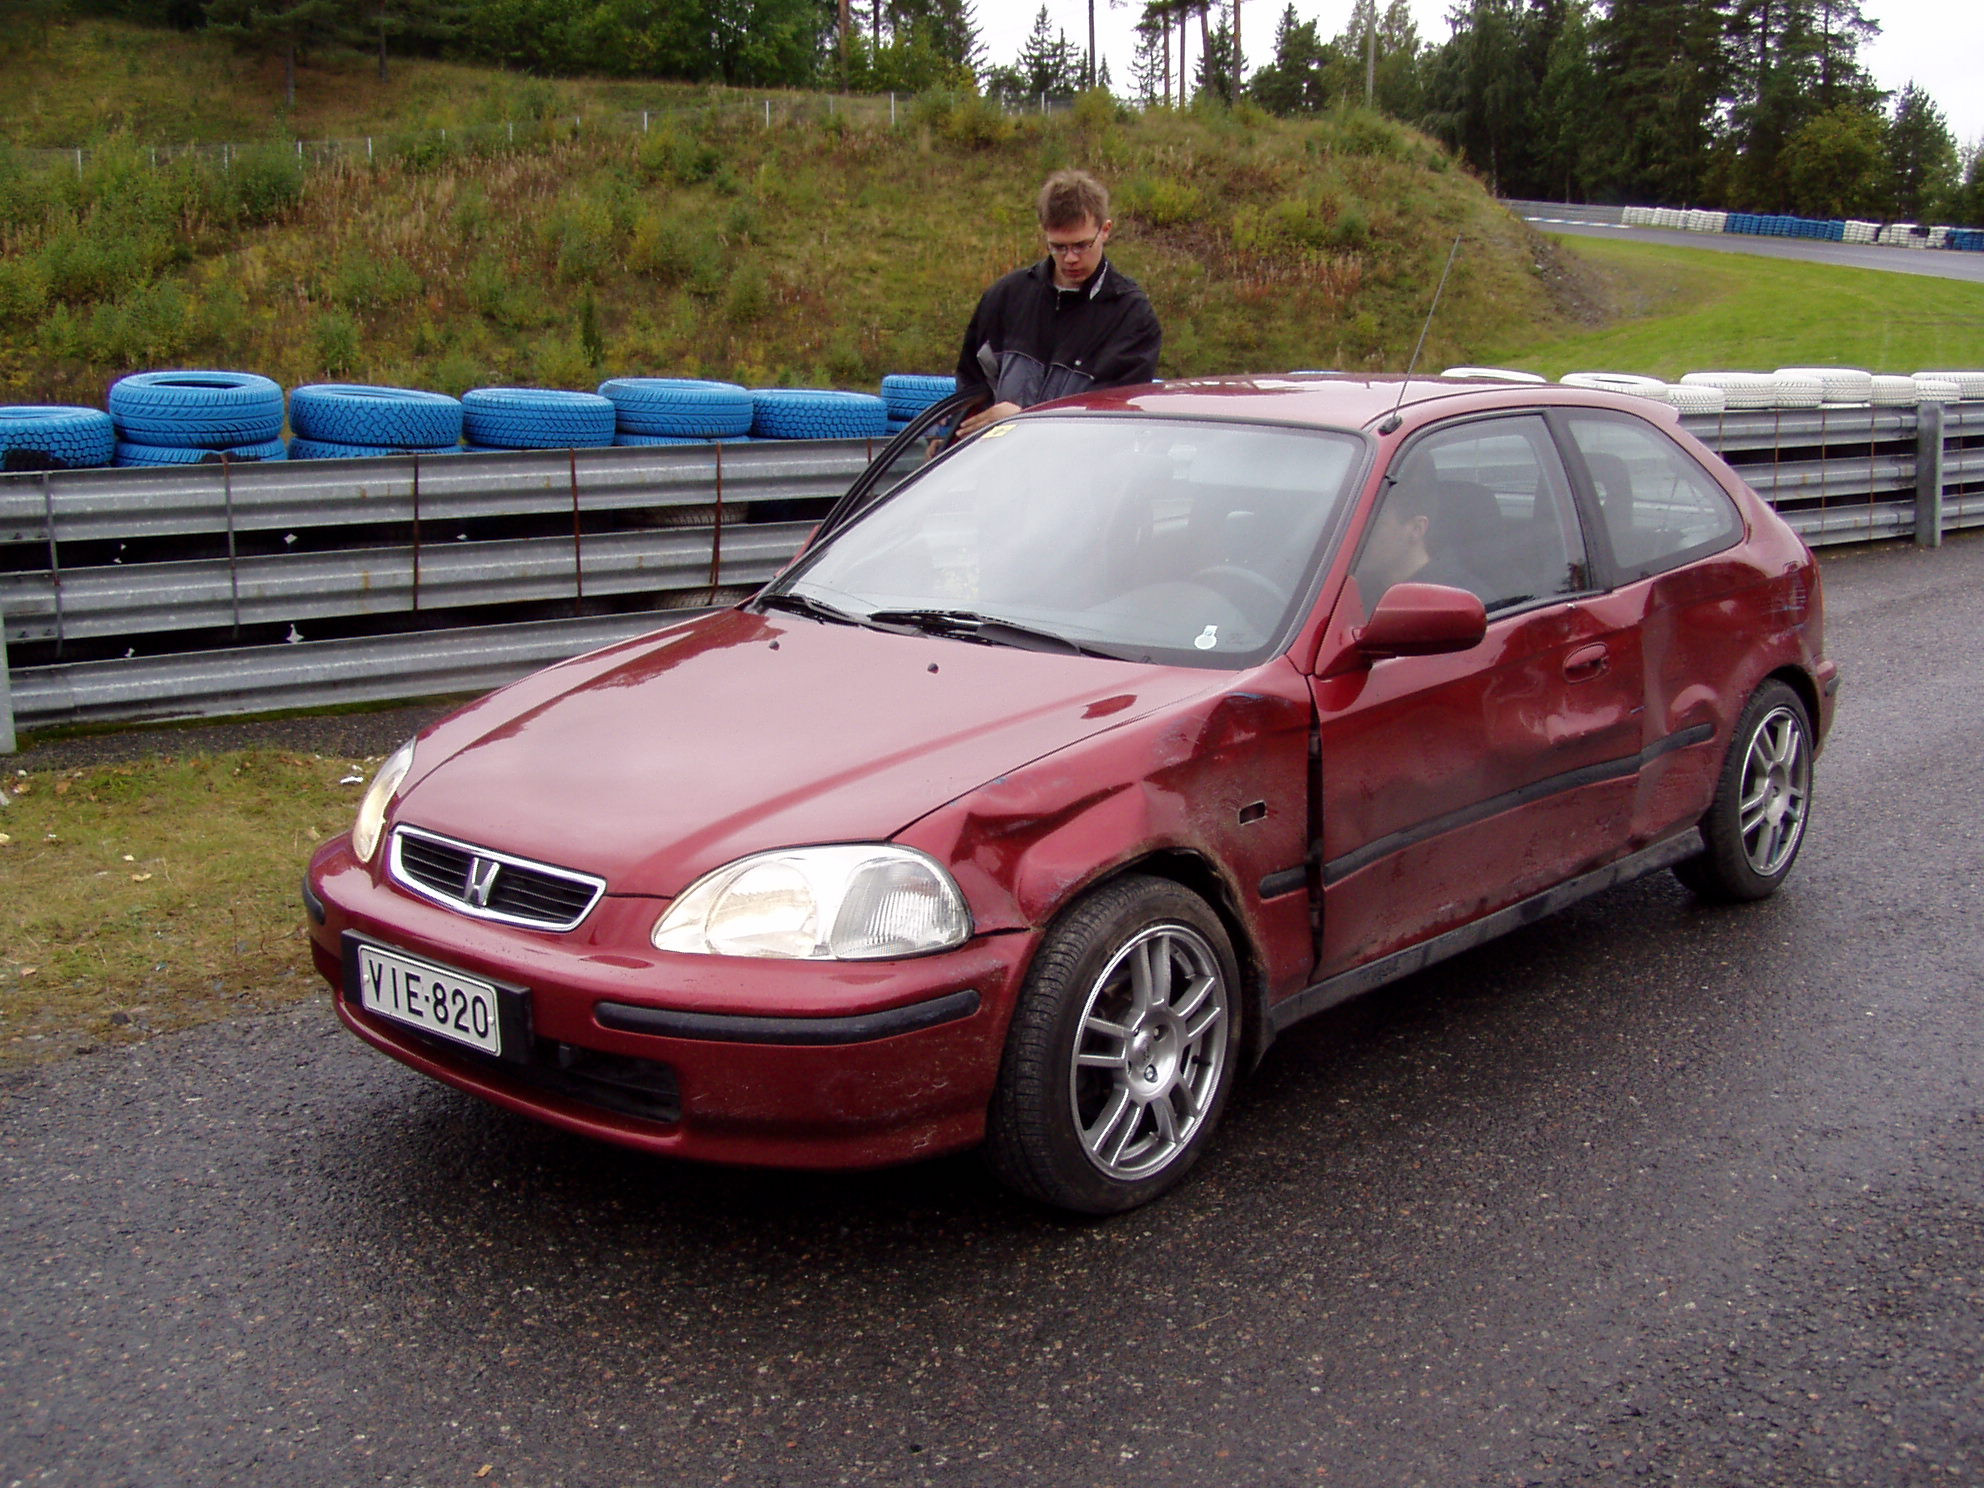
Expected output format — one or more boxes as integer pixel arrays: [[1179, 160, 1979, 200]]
[[390, 825, 605, 931]]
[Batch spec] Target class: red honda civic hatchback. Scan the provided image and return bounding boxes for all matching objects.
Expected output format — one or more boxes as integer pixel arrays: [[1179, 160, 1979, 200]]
[[305, 375, 1838, 1213]]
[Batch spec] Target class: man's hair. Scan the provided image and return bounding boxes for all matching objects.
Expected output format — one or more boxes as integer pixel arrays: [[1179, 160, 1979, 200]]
[[1036, 170, 1110, 230]]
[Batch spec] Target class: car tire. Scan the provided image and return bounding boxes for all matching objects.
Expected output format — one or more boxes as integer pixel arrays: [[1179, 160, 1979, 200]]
[[599, 377, 753, 437], [1674, 680, 1814, 902], [108, 370, 286, 448], [114, 437, 289, 466], [460, 388, 617, 449], [0, 406, 115, 468], [987, 875, 1242, 1214], [288, 384, 465, 447]]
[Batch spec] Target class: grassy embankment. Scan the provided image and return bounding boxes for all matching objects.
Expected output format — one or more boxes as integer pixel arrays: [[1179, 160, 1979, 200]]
[[0, 20, 1591, 408]]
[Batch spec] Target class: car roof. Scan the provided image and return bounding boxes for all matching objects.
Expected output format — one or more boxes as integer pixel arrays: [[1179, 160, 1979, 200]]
[[1051, 372, 1685, 433]]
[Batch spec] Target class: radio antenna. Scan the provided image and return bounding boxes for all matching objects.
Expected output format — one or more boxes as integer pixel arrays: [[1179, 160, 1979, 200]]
[[1378, 234, 1462, 434]]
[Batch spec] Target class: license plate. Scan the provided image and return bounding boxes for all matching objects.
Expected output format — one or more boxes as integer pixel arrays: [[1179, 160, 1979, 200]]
[[355, 943, 503, 1056]]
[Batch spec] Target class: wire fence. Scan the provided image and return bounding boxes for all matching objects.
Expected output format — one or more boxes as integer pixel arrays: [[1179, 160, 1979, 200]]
[[4, 90, 1073, 179]]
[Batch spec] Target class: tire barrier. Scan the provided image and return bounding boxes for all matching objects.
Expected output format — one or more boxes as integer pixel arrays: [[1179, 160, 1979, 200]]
[[0, 407, 116, 470], [881, 373, 957, 422], [1441, 366, 1547, 383], [748, 388, 888, 440], [599, 378, 753, 438], [107, 371, 285, 450], [114, 437, 289, 467], [288, 384, 464, 449], [460, 388, 617, 450], [1560, 372, 1669, 400], [289, 438, 462, 460]]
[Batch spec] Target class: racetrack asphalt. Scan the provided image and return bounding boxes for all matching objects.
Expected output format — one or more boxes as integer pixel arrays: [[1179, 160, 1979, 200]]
[[1528, 217, 1984, 284], [2, 534, 1981, 1487]]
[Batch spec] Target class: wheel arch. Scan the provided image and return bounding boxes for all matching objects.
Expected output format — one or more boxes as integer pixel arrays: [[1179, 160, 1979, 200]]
[[1066, 847, 1275, 1073]]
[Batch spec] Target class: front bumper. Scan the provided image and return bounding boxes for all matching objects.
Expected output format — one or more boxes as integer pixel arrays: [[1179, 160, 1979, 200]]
[[307, 841, 1031, 1170]]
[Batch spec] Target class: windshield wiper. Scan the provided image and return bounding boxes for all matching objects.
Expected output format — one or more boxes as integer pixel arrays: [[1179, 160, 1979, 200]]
[[864, 607, 1124, 660], [755, 590, 866, 627]]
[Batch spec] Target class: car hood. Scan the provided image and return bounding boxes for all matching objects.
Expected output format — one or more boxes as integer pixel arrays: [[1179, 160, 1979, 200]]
[[392, 607, 1226, 896]]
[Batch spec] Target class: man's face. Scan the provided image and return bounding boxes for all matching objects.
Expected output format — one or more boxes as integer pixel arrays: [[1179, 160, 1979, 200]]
[[1044, 214, 1110, 287], [1354, 503, 1430, 598]]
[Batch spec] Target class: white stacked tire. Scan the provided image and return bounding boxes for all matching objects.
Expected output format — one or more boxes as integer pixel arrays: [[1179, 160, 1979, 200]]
[[0, 406, 116, 470], [1911, 378, 1962, 404], [1441, 366, 1546, 383], [1869, 376, 1920, 406], [109, 370, 287, 466], [1775, 367, 1874, 405], [1561, 372, 1669, 400], [599, 378, 753, 445], [1663, 384, 1727, 414], [1914, 370, 1984, 401], [1769, 374, 1824, 409], [287, 384, 464, 459], [1680, 373, 1781, 411]]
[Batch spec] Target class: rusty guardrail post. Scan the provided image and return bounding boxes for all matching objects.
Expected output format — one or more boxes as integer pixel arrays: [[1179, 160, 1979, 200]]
[[1915, 401, 1946, 549]]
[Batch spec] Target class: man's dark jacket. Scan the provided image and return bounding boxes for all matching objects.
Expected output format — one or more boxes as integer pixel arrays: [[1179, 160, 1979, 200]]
[[954, 257, 1161, 411]]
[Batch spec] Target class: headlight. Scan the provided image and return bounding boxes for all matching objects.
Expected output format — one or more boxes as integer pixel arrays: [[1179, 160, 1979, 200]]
[[651, 845, 971, 960], [351, 739, 416, 864]]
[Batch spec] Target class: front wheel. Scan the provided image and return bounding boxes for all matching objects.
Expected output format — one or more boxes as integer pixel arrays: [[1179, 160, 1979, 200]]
[[988, 875, 1242, 1214], [1674, 679, 1814, 902]]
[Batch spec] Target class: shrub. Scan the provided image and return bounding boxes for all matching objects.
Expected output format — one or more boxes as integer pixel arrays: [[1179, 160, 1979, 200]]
[[312, 311, 362, 376], [1118, 174, 1206, 229], [0, 255, 50, 329]]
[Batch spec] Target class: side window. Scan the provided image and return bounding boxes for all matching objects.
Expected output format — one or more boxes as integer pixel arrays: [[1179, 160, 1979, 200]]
[[1353, 415, 1588, 614], [1560, 412, 1743, 579]]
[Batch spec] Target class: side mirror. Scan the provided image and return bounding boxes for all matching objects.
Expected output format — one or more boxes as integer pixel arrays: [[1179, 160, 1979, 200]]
[[1355, 582, 1487, 659]]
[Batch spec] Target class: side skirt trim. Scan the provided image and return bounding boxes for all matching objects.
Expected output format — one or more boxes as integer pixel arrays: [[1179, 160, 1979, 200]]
[[1268, 829, 1704, 1039]]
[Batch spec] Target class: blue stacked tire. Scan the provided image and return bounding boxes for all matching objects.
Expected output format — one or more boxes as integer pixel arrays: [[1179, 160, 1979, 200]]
[[460, 388, 617, 450], [115, 437, 289, 467], [0, 406, 116, 469], [288, 438, 462, 460], [599, 378, 753, 438], [749, 389, 888, 440], [612, 432, 755, 446], [881, 373, 957, 423], [289, 384, 464, 449], [108, 371, 284, 449]]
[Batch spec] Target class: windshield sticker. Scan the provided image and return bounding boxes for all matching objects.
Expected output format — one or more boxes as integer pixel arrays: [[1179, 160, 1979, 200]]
[[1195, 625, 1219, 650], [981, 422, 1015, 438]]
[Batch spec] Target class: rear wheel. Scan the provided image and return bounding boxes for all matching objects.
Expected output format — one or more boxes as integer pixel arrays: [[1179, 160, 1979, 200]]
[[1675, 680, 1813, 901], [988, 876, 1241, 1214]]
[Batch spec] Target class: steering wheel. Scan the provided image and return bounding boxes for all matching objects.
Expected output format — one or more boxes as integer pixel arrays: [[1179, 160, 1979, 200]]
[[1189, 564, 1285, 628]]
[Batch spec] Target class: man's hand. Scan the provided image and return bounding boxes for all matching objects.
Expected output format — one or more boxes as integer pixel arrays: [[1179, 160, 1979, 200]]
[[958, 400, 1021, 437]]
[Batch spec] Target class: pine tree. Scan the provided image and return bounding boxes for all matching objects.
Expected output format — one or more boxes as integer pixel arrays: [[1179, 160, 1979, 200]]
[[203, 0, 351, 108], [1885, 82, 1958, 221]]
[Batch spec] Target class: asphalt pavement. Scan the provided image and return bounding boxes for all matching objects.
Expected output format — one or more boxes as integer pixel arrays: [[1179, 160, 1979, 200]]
[[2, 535, 1980, 1487], [1527, 216, 1984, 284]]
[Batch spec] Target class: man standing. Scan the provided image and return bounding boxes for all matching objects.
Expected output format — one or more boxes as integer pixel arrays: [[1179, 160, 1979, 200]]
[[954, 170, 1162, 437]]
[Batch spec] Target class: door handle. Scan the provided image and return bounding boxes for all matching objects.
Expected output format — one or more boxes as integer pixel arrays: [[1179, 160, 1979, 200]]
[[1564, 643, 1610, 681]]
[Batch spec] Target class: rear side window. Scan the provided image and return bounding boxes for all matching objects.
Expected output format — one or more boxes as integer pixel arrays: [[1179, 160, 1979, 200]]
[[1560, 412, 1743, 580]]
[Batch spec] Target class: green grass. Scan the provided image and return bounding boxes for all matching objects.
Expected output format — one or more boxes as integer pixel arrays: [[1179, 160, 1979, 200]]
[[1491, 235, 1984, 379], [0, 751, 371, 1065]]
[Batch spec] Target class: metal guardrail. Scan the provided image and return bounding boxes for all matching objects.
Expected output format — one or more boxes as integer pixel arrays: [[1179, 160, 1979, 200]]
[[2, 406, 1979, 744]]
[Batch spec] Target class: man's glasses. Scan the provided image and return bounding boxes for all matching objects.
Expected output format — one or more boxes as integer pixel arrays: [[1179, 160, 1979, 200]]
[[1044, 232, 1102, 257]]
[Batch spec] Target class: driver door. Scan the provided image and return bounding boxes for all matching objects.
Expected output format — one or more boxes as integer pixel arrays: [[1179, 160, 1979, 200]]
[[1310, 414, 1645, 977]]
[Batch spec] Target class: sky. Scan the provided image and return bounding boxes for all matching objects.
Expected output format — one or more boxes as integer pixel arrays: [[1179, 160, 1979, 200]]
[[976, 0, 1984, 153]]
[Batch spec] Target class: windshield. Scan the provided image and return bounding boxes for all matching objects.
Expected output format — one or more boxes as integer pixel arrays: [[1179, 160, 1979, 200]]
[[768, 416, 1364, 667]]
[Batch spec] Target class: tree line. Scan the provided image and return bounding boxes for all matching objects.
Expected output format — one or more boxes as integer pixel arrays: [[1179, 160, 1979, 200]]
[[38, 0, 1984, 224]]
